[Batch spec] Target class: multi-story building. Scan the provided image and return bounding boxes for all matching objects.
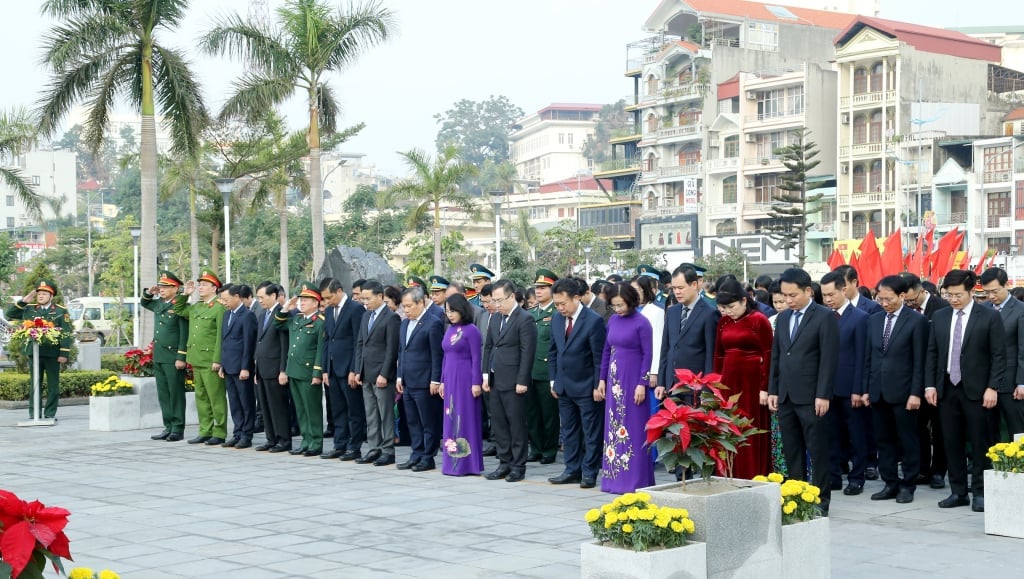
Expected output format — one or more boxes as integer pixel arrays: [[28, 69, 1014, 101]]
[[320, 152, 393, 223], [509, 104, 601, 185], [0, 150, 78, 231]]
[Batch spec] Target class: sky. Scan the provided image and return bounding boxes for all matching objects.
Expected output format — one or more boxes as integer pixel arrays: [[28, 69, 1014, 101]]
[[3, 0, 1024, 177]]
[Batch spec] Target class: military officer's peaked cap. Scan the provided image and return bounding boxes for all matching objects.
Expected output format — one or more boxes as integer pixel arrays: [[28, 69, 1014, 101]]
[[429, 275, 450, 291], [469, 263, 494, 280], [678, 263, 707, 277], [534, 269, 558, 287], [406, 276, 427, 289], [198, 269, 223, 289], [636, 264, 661, 280], [36, 280, 57, 295], [157, 271, 184, 287], [297, 282, 322, 302]]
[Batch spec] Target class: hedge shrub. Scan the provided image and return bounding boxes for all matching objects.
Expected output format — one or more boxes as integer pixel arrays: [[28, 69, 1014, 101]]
[[101, 353, 126, 372], [0, 370, 118, 401]]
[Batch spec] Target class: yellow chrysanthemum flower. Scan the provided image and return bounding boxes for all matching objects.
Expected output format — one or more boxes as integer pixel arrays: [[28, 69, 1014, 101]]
[[99, 571, 120, 579], [602, 503, 614, 513], [768, 472, 784, 483], [670, 521, 684, 533], [606, 512, 618, 524], [636, 492, 651, 503], [621, 493, 637, 506], [783, 501, 797, 515], [585, 509, 601, 523], [622, 524, 634, 534], [753, 475, 768, 482], [68, 569, 94, 579], [684, 519, 695, 533], [1006, 447, 1018, 458], [801, 492, 815, 503]]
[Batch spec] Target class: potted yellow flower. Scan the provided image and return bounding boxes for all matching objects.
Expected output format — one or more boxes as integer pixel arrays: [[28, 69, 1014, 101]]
[[88, 376, 141, 431], [69, 569, 120, 579], [581, 492, 706, 579], [754, 473, 830, 578], [984, 441, 1024, 539]]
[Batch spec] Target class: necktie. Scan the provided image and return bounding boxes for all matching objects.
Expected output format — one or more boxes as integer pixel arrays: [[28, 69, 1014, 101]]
[[834, 310, 841, 319], [499, 315, 508, 334], [882, 313, 894, 352], [565, 316, 574, 339], [679, 305, 690, 334], [913, 306, 922, 314], [368, 310, 378, 332], [334, 306, 339, 322], [950, 310, 964, 385], [228, 309, 235, 327], [263, 311, 271, 330], [790, 310, 803, 343]]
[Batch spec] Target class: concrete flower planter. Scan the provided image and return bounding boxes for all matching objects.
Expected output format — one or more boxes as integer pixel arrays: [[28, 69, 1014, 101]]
[[122, 375, 163, 429], [89, 395, 141, 431], [581, 540, 707, 579], [642, 478, 782, 579], [781, 516, 830, 579], [984, 470, 1024, 539]]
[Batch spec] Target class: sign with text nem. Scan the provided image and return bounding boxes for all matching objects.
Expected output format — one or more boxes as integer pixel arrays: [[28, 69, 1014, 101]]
[[701, 234, 794, 265]]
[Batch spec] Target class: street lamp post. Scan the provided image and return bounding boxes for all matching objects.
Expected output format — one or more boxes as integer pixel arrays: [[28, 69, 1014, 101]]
[[490, 191, 503, 279], [583, 245, 592, 282], [129, 225, 142, 347], [215, 178, 236, 282]]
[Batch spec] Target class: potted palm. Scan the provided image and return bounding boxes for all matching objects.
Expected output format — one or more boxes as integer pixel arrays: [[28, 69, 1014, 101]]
[[641, 370, 780, 578], [984, 441, 1024, 539]]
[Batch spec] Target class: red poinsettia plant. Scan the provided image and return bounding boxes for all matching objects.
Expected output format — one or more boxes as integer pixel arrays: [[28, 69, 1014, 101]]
[[645, 369, 763, 482], [122, 343, 154, 377], [0, 489, 73, 578]]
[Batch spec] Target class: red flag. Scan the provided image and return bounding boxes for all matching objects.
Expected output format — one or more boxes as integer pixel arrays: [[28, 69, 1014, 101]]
[[974, 250, 991, 275], [946, 232, 966, 273], [929, 227, 959, 283], [908, 235, 924, 277], [858, 230, 884, 289], [827, 249, 845, 270], [986, 250, 998, 270], [880, 229, 903, 276], [957, 250, 971, 271], [849, 250, 860, 277]]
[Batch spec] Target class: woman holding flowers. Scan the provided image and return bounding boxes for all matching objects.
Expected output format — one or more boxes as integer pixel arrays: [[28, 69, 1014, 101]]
[[440, 294, 484, 476], [598, 283, 654, 494], [713, 279, 773, 479]]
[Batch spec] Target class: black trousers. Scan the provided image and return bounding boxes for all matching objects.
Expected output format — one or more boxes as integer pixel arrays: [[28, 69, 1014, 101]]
[[489, 377, 529, 471], [778, 399, 832, 507], [255, 373, 291, 446], [225, 372, 255, 439], [918, 400, 947, 478], [993, 391, 1024, 442], [828, 396, 869, 485], [557, 393, 603, 478], [326, 374, 367, 452], [402, 386, 443, 463], [939, 376, 996, 497], [872, 398, 920, 489]]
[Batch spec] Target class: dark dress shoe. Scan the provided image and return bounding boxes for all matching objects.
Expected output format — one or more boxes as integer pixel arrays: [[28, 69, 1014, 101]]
[[254, 443, 274, 451], [166, 433, 183, 442], [972, 496, 985, 512], [187, 435, 211, 444], [412, 461, 435, 472], [843, 482, 864, 496], [288, 447, 308, 456], [397, 459, 418, 470], [938, 494, 970, 508], [506, 470, 526, 483], [486, 467, 512, 480], [540, 456, 556, 465], [373, 454, 396, 466], [526, 454, 542, 463], [915, 474, 931, 485], [870, 485, 899, 500], [355, 450, 382, 464], [482, 444, 497, 457], [580, 477, 597, 489], [549, 472, 582, 485], [269, 443, 292, 453], [222, 437, 239, 448], [895, 488, 915, 504], [930, 475, 946, 489], [235, 438, 252, 449], [151, 430, 170, 440], [321, 449, 346, 459], [340, 450, 361, 461], [205, 437, 225, 445], [864, 467, 879, 481], [303, 448, 323, 457]]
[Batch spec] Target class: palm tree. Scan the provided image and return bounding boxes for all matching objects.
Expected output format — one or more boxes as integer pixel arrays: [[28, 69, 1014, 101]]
[[0, 107, 44, 219], [201, 0, 394, 275], [37, 0, 208, 343], [391, 145, 478, 275]]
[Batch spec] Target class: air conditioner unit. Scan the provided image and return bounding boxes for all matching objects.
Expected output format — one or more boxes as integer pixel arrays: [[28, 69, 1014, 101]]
[[841, 113, 850, 125], [841, 164, 850, 174], [840, 211, 850, 222], [745, 178, 755, 189], [746, 91, 758, 100], [745, 134, 757, 143]]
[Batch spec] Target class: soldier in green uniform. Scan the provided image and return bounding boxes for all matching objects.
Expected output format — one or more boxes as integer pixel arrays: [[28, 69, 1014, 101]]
[[527, 269, 561, 464], [141, 271, 189, 441], [468, 263, 494, 308], [6, 280, 73, 419], [275, 282, 325, 456], [637, 264, 667, 308], [176, 270, 228, 445]]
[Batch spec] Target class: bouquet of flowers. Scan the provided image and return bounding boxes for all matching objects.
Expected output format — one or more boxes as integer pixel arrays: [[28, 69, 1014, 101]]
[[585, 492, 695, 551], [89, 376, 135, 397], [0, 489, 73, 578], [753, 473, 823, 523], [122, 343, 154, 377], [645, 369, 764, 482], [987, 441, 1024, 474], [10, 318, 67, 347]]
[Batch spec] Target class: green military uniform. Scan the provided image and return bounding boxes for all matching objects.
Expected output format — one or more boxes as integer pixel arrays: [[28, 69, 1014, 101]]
[[175, 270, 228, 440], [528, 269, 560, 462], [141, 271, 189, 438], [275, 282, 325, 453], [5, 280, 72, 419], [468, 263, 494, 308]]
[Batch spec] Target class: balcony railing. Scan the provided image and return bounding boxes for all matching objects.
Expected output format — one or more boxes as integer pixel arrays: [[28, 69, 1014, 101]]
[[744, 157, 785, 168], [656, 123, 702, 140], [744, 203, 775, 214], [839, 90, 897, 108], [849, 191, 896, 205], [986, 214, 1012, 228], [984, 171, 1013, 184], [596, 159, 640, 173], [657, 163, 702, 178], [591, 223, 633, 237], [706, 157, 739, 172], [839, 142, 885, 157], [743, 109, 805, 124], [707, 203, 738, 216]]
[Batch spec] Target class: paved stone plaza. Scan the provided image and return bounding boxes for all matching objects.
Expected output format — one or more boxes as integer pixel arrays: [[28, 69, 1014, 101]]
[[0, 405, 1020, 578]]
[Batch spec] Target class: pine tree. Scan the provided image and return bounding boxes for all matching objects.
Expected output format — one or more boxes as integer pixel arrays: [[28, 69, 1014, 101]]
[[766, 129, 825, 267]]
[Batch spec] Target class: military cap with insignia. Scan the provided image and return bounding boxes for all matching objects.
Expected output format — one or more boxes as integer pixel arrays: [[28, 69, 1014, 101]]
[[429, 275, 450, 292], [36, 280, 58, 295], [157, 270, 184, 287], [465, 288, 479, 299], [297, 281, 322, 302], [406, 275, 427, 289], [678, 263, 707, 278], [198, 269, 223, 289], [534, 268, 559, 287], [636, 264, 660, 279], [469, 263, 494, 281]]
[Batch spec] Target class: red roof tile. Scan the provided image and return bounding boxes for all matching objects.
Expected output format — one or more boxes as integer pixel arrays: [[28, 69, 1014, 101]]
[[680, 0, 856, 30], [1005, 108, 1024, 122], [834, 16, 1002, 62], [538, 177, 613, 194]]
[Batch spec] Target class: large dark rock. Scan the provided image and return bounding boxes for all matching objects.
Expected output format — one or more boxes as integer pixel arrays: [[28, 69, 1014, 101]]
[[318, 246, 396, 288]]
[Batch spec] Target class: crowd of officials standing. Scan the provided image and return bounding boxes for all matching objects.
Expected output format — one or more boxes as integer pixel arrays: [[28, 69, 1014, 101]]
[[24, 258, 1017, 511]]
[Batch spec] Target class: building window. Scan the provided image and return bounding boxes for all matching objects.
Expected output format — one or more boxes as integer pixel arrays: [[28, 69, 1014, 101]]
[[853, 165, 867, 193], [853, 115, 868, 144], [678, 146, 701, 166], [567, 133, 573, 145], [869, 111, 883, 142], [853, 68, 868, 94], [988, 236, 1011, 254], [722, 177, 737, 204], [717, 220, 737, 235], [852, 214, 866, 238], [870, 62, 885, 92], [558, 133, 564, 145], [754, 174, 779, 204], [1016, 181, 1024, 220], [984, 145, 1012, 182], [870, 160, 883, 191], [746, 22, 779, 52], [646, 114, 658, 134], [647, 192, 657, 211], [989, 190, 1011, 221], [31, 176, 41, 186], [870, 210, 883, 236], [5, 217, 13, 229], [820, 201, 835, 224], [786, 86, 804, 116], [758, 89, 785, 119], [755, 132, 785, 160], [558, 207, 565, 218], [644, 154, 658, 172], [724, 136, 739, 158], [5, 195, 12, 207]]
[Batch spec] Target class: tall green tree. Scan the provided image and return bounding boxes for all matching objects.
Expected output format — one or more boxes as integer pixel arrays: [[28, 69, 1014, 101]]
[[391, 145, 478, 275], [160, 150, 216, 282], [0, 107, 44, 219], [38, 0, 209, 344], [434, 95, 523, 167], [201, 0, 394, 274], [766, 129, 825, 268], [336, 184, 412, 260]]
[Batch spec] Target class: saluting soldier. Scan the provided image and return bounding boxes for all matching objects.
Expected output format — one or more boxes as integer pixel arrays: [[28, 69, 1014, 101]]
[[176, 270, 228, 445], [5, 280, 73, 420], [527, 269, 561, 464], [276, 282, 326, 456], [141, 271, 189, 441], [468, 264, 494, 308]]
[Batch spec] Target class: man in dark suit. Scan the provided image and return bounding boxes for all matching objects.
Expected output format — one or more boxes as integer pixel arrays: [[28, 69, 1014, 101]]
[[218, 284, 258, 449], [925, 269, 1005, 512], [253, 283, 291, 452], [482, 279, 537, 482], [547, 278, 606, 488], [352, 280, 402, 466], [768, 268, 840, 514], [864, 275, 927, 503], [476, 283, 497, 457], [395, 286, 444, 471], [901, 272, 951, 489], [835, 265, 883, 316], [582, 279, 612, 322], [658, 264, 718, 399], [819, 271, 869, 496], [980, 267, 1024, 439], [319, 278, 366, 460]]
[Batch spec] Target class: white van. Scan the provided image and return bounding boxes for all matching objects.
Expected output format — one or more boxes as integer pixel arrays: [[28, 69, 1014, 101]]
[[67, 297, 140, 345]]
